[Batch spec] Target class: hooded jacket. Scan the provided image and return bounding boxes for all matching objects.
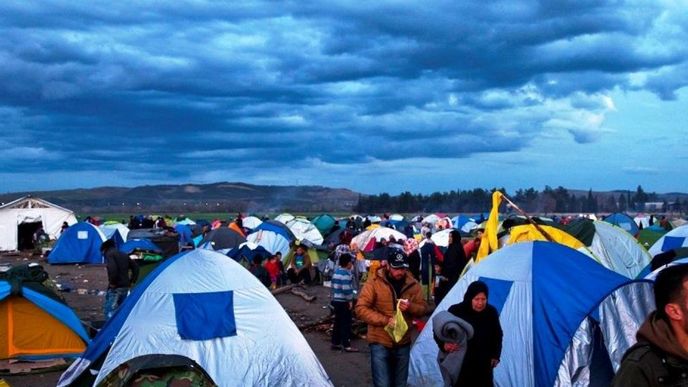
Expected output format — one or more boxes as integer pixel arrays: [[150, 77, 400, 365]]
[[613, 311, 688, 386], [355, 268, 428, 348]]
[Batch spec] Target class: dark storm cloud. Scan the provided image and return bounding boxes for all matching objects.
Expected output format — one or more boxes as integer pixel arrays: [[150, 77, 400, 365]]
[[0, 0, 686, 188]]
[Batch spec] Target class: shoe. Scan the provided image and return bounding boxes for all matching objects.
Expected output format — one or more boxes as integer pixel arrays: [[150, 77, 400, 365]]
[[343, 347, 359, 353], [331, 345, 342, 350]]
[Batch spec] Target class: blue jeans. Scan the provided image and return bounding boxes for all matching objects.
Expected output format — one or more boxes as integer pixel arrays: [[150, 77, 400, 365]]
[[104, 287, 129, 320], [370, 343, 411, 387]]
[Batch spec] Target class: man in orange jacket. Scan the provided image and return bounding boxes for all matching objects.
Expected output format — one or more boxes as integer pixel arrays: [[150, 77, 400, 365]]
[[356, 249, 428, 387]]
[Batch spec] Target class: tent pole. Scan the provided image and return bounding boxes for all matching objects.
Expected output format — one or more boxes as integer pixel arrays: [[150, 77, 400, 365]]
[[500, 194, 554, 242]]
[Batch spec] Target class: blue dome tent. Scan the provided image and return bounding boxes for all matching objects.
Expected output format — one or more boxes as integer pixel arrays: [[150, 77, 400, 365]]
[[409, 241, 654, 387], [48, 222, 107, 264]]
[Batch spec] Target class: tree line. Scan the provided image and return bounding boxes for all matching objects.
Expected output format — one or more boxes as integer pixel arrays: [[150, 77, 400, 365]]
[[354, 185, 687, 214]]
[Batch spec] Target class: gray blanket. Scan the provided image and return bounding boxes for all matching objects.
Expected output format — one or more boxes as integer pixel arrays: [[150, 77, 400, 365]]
[[432, 311, 474, 387]]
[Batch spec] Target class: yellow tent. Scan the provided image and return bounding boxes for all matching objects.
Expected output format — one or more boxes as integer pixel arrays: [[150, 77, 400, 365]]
[[507, 224, 586, 250]]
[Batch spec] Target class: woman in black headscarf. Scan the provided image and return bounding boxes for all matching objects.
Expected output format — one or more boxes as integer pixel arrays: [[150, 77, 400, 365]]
[[435, 280, 503, 387], [435, 230, 468, 305]]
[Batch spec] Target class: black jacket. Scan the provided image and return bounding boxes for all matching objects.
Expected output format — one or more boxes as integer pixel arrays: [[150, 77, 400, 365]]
[[613, 312, 688, 386], [442, 242, 468, 286], [436, 299, 503, 387], [104, 247, 139, 288]]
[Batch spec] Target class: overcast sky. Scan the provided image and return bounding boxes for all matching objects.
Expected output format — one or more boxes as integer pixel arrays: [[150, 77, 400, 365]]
[[1, 1, 686, 195]]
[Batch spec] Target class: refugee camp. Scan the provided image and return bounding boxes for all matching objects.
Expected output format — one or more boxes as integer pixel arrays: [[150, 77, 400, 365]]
[[2, 1, 687, 386], [0, 188, 687, 386]]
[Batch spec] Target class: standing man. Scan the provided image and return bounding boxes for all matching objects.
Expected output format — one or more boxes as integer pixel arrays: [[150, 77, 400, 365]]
[[356, 249, 428, 387], [612, 264, 688, 386], [101, 239, 139, 320]]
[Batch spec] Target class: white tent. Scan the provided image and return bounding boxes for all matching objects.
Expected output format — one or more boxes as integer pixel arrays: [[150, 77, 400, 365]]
[[586, 221, 651, 278], [0, 196, 77, 251], [286, 217, 324, 245], [99, 223, 130, 241], [351, 227, 407, 252], [58, 249, 332, 387], [275, 213, 295, 224], [241, 216, 263, 230]]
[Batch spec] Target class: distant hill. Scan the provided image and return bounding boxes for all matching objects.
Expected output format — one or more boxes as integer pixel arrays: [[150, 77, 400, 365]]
[[0, 182, 360, 214], [1, 183, 685, 216]]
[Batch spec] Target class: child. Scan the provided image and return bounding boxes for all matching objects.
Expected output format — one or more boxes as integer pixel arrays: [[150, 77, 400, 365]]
[[331, 253, 358, 352], [264, 253, 281, 289], [249, 255, 271, 288]]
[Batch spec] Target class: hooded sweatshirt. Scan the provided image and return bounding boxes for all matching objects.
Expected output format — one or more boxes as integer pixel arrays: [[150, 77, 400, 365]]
[[613, 311, 688, 386]]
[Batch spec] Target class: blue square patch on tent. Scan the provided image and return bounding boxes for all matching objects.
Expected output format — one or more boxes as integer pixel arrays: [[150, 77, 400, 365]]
[[477, 276, 513, 315], [173, 291, 236, 340], [662, 236, 687, 252]]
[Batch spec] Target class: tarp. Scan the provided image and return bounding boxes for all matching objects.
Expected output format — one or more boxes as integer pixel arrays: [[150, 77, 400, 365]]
[[120, 239, 162, 254], [409, 241, 654, 387], [57, 249, 332, 387], [48, 222, 107, 264]]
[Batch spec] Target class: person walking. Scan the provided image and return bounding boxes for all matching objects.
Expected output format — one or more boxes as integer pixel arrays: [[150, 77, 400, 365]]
[[356, 249, 428, 387], [612, 264, 688, 386], [102, 239, 139, 320], [436, 280, 502, 387]]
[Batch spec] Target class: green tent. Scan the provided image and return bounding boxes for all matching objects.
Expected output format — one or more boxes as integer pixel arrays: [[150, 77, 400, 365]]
[[637, 229, 664, 249], [312, 214, 336, 236]]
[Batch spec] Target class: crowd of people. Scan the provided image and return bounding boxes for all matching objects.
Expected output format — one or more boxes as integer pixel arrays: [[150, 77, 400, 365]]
[[90, 210, 688, 387]]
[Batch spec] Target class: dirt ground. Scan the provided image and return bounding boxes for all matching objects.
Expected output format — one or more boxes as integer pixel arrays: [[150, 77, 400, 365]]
[[0, 251, 396, 387]]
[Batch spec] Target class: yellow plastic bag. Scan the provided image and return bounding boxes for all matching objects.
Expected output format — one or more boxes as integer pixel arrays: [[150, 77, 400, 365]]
[[384, 300, 409, 343]]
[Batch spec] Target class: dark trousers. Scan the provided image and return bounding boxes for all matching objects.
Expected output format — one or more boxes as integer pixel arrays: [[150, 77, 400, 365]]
[[287, 268, 311, 284], [331, 300, 352, 347]]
